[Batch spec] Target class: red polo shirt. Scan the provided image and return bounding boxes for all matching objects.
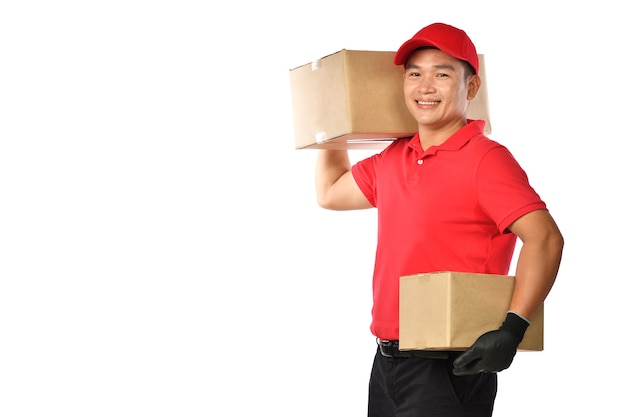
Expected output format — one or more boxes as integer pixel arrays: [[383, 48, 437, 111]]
[[351, 120, 547, 340]]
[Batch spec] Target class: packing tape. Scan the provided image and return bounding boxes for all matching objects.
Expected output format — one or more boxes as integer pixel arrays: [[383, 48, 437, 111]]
[[315, 131, 327, 143]]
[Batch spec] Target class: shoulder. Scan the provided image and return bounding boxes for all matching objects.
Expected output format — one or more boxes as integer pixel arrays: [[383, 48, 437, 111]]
[[466, 135, 516, 163]]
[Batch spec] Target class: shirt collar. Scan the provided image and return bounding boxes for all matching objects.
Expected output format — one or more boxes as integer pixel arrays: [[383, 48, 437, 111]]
[[408, 119, 486, 156]]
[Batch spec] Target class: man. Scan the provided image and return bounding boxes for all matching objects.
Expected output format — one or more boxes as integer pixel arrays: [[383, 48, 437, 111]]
[[315, 23, 564, 416]]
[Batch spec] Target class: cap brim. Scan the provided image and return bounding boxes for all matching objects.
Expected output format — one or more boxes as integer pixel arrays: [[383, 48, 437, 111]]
[[394, 38, 438, 65]]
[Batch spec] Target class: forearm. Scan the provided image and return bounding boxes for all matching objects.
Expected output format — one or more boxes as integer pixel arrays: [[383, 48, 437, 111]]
[[509, 232, 563, 321], [315, 149, 351, 208]]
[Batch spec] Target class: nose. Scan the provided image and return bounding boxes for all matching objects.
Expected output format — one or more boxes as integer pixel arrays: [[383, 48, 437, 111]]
[[415, 77, 435, 93]]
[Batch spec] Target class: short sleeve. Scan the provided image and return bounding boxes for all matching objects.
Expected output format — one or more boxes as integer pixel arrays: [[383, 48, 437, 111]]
[[476, 146, 547, 232]]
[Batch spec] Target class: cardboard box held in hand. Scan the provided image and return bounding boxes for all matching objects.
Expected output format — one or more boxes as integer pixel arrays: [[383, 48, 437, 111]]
[[289, 49, 491, 150], [399, 271, 544, 352]]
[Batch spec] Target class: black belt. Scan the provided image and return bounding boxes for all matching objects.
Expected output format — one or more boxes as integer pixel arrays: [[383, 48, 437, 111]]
[[377, 339, 449, 359]]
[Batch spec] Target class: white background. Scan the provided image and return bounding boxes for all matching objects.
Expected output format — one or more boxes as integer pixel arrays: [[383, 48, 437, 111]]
[[1, 1, 623, 416]]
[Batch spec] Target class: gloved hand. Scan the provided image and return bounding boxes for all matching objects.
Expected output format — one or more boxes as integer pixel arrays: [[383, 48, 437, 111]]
[[452, 312, 529, 376]]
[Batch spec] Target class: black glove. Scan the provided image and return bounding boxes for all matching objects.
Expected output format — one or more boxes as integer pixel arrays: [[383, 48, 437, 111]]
[[452, 312, 529, 376]]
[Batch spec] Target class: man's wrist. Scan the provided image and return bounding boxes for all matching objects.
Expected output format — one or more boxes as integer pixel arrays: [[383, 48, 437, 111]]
[[500, 311, 530, 342], [506, 310, 530, 325]]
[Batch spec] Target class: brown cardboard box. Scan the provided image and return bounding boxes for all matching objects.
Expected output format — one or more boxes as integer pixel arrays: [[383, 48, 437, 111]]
[[399, 271, 543, 351], [289, 49, 491, 150]]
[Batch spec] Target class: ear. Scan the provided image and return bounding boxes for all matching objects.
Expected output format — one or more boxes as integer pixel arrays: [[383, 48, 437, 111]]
[[467, 74, 481, 100]]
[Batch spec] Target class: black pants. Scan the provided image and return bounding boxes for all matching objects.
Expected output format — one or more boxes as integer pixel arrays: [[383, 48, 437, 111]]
[[368, 348, 497, 417]]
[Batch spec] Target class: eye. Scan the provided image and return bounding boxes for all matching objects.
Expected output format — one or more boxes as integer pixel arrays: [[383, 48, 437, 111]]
[[406, 71, 421, 78], [436, 72, 450, 78]]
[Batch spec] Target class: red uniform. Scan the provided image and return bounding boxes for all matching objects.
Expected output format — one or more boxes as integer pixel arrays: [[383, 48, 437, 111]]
[[351, 120, 547, 340]]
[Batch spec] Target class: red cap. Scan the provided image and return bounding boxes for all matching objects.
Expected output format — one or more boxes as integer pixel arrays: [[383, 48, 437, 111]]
[[394, 23, 479, 73]]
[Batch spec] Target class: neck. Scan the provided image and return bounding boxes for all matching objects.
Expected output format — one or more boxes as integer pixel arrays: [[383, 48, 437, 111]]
[[418, 120, 467, 151]]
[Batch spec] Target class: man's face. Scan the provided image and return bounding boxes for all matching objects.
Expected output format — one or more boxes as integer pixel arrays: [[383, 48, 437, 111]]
[[402, 48, 479, 131]]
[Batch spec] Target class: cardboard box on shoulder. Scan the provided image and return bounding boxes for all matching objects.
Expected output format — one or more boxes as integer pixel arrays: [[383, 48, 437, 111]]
[[399, 271, 544, 351], [289, 49, 491, 150]]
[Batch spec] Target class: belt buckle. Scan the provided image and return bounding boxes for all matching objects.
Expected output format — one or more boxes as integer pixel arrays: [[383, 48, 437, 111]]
[[377, 338, 395, 358]]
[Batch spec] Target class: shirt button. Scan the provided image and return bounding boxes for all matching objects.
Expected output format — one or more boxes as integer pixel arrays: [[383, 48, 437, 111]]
[[417, 159, 424, 165]]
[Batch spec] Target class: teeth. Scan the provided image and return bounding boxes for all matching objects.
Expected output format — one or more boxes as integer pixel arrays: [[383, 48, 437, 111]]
[[418, 101, 437, 105]]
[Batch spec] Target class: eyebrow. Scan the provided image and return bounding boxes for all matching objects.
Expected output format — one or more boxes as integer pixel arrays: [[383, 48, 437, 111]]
[[405, 63, 457, 71]]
